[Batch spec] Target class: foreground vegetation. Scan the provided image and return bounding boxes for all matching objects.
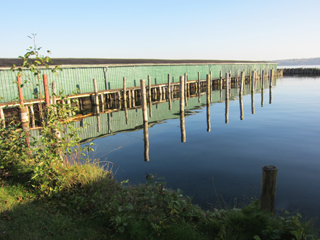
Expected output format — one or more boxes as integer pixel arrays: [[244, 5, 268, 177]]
[[1, 37, 319, 239]]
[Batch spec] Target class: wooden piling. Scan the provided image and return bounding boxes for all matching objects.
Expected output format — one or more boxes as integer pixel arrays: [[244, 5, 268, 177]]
[[260, 165, 278, 213], [29, 105, 35, 128], [168, 74, 171, 96], [239, 71, 245, 120], [17, 76, 24, 106], [43, 74, 50, 108], [206, 74, 211, 132], [93, 79, 99, 106], [123, 77, 127, 102], [261, 70, 264, 107], [141, 79, 149, 161], [198, 72, 201, 93], [225, 73, 229, 124], [0, 107, 5, 128], [148, 75, 151, 98], [180, 76, 186, 142], [269, 69, 273, 104], [184, 73, 188, 106], [209, 71, 212, 102], [220, 71, 223, 90]]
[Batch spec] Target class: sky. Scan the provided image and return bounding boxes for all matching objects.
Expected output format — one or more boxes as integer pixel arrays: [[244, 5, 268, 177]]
[[1, 0, 319, 61]]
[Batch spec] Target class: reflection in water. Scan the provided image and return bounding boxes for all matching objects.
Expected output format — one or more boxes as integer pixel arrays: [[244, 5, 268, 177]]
[[143, 121, 149, 162]]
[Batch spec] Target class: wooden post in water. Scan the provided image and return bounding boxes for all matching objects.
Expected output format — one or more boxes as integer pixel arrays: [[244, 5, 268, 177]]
[[269, 69, 273, 104], [123, 77, 127, 102], [184, 73, 188, 106], [261, 70, 264, 107], [180, 76, 186, 142], [225, 73, 229, 124], [206, 74, 211, 132], [251, 71, 255, 114], [140, 79, 149, 162], [260, 165, 278, 213], [93, 79, 99, 106], [198, 72, 201, 103], [209, 71, 212, 102], [167, 74, 171, 96], [148, 75, 152, 117], [128, 90, 132, 108], [239, 71, 245, 120], [100, 94, 105, 112], [220, 71, 223, 90]]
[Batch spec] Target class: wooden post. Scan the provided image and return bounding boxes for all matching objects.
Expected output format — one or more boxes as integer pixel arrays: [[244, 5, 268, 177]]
[[198, 72, 201, 94], [220, 71, 223, 90], [141, 79, 149, 162], [43, 74, 50, 108], [184, 73, 188, 106], [100, 94, 105, 112], [168, 74, 171, 96], [159, 86, 163, 101], [261, 70, 264, 107], [148, 75, 151, 98], [180, 76, 186, 142], [206, 74, 211, 132], [93, 79, 99, 106], [104, 66, 108, 90], [123, 77, 127, 102], [239, 71, 245, 120], [260, 165, 278, 213], [225, 73, 229, 124], [29, 105, 35, 128], [67, 99, 72, 117], [209, 71, 212, 102], [269, 69, 273, 104], [17, 76, 24, 106], [0, 107, 5, 128]]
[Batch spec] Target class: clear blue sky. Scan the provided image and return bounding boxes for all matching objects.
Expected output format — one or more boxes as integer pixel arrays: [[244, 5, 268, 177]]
[[1, 0, 319, 61]]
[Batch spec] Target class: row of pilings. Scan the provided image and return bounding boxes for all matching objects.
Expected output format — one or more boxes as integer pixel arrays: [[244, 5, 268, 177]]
[[0, 69, 282, 129]]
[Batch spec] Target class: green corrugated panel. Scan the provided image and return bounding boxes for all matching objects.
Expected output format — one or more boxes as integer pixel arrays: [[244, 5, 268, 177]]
[[1, 63, 277, 103]]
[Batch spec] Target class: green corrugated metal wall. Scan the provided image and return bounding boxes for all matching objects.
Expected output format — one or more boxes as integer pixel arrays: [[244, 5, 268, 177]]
[[0, 63, 277, 103]]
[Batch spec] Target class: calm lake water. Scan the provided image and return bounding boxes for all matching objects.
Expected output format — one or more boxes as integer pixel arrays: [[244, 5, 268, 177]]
[[84, 76, 320, 224]]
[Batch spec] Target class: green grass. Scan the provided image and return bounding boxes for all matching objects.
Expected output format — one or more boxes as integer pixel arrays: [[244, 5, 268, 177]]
[[1, 163, 319, 240]]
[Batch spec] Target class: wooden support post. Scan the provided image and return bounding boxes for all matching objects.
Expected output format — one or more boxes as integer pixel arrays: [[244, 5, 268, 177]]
[[0, 107, 5, 128], [260, 165, 278, 213], [117, 91, 121, 101], [269, 69, 273, 104], [100, 94, 105, 112], [261, 70, 264, 107], [148, 75, 151, 98], [240, 71, 245, 120], [67, 99, 72, 117], [29, 105, 35, 128], [198, 72, 201, 103], [225, 73, 229, 124], [43, 74, 50, 108], [184, 73, 188, 106], [206, 74, 211, 132], [123, 77, 126, 102], [140, 79, 149, 162], [168, 74, 171, 96], [220, 71, 223, 90], [209, 71, 212, 102], [93, 79, 99, 105], [17, 76, 24, 106], [180, 75, 186, 142], [159, 86, 163, 101]]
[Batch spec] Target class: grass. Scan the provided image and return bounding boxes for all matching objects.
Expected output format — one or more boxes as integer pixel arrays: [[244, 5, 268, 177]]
[[0, 159, 319, 240]]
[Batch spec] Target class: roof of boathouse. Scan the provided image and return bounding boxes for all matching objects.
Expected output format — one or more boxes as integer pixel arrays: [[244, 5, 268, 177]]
[[0, 58, 275, 68]]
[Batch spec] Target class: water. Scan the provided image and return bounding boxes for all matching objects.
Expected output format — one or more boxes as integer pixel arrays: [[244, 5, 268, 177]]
[[84, 77, 320, 224], [278, 65, 320, 69]]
